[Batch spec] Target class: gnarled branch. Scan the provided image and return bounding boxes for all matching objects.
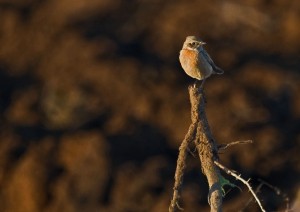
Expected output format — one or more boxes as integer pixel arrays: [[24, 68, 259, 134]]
[[169, 83, 222, 212]]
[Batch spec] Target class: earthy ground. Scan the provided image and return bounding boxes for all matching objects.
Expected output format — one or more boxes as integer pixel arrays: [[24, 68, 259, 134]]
[[0, 0, 299, 211]]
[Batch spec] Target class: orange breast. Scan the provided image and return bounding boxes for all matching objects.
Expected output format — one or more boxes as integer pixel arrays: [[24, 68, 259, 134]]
[[179, 49, 198, 70]]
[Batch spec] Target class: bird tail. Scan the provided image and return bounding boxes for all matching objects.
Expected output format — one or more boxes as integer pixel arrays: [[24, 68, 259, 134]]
[[213, 66, 224, 74]]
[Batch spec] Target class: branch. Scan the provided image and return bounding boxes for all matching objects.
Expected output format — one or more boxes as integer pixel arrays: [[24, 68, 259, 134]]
[[255, 179, 290, 212], [218, 140, 253, 151], [169, 123, 197, 212], [169, 83, 223, 212], [190, 85, 222, 212], [240, 180, 264, 211], [214, 160, 266, 212]]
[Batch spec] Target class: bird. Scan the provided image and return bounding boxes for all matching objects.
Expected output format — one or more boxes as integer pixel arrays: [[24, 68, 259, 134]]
[[179, 36, 224, 81]]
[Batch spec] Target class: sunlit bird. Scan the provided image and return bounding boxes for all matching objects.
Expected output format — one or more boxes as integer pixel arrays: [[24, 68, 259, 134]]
[[179, 36, 224, 80]]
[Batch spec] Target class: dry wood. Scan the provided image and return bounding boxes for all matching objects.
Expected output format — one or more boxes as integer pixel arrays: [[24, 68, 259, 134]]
[[169, 83, 222, 212]]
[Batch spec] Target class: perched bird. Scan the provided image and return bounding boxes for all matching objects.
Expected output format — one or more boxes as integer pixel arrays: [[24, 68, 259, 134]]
[[179, 36, 224, 80]]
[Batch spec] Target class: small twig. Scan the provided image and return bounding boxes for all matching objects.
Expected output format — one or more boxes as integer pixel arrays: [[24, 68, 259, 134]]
[[187, 146, 197, 158], [218, 140, 253, 151], [242, 179, 291, 212], [240, 181, 264, 211], [214, 160, 266, 212], [257, 179, 284, 196], [257, 179, 290, 212]]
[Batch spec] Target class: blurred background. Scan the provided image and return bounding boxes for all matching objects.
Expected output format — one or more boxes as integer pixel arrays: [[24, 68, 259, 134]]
[[0, 0, 299, 211]]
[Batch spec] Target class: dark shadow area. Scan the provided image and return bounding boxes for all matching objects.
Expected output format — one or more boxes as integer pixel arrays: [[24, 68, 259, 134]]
[[107, 118, 173, 167]]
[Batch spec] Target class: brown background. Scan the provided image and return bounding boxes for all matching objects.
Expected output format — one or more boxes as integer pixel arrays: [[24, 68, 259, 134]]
[[0, 0, 299, 211]]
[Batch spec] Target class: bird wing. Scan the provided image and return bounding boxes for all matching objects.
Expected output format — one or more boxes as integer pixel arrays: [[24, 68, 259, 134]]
[[201, 49, 224, 74]]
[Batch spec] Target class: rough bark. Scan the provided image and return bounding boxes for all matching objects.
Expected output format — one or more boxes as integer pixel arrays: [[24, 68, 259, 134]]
[[190, 85, 222, 212], [169, 83, 222, 212]]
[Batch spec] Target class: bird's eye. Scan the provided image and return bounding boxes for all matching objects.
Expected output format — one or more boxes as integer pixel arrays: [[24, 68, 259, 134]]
[[188, 42, 197, 48]]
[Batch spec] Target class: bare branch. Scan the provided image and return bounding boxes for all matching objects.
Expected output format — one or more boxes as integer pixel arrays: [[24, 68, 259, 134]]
[[257, 179, 290, 212], [214, 160, 266, 212], [169, 83, 269, 212], [169, 83, 223, 212], [169, 123, 197, 212], [218, 140, 253, 151], [240, 181, 264, 211], [241, 179, 290, 212], [190, 85, 223, 212]]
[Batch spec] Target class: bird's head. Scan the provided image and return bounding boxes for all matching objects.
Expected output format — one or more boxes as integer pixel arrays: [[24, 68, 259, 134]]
[[183, 36, 206, 50]]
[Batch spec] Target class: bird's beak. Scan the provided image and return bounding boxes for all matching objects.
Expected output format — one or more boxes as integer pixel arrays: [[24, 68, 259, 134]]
[[200, 41, 206, 45]]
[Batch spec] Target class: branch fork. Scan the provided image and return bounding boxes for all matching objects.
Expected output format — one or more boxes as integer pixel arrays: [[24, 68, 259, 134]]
[[169, 82, 266, 212]]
